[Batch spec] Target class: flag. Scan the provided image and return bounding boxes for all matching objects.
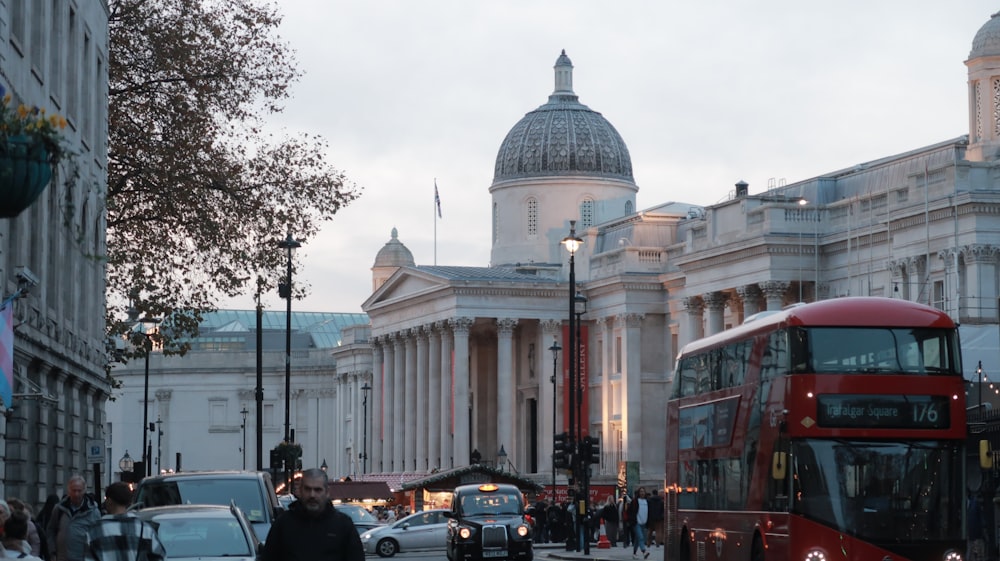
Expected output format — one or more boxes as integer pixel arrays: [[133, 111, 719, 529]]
[[0, 304, 12, 408], [434, 180, 442, 219]]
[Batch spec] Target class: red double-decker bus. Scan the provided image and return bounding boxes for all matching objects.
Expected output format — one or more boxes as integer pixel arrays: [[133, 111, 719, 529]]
[[665, 297, 966, 561]]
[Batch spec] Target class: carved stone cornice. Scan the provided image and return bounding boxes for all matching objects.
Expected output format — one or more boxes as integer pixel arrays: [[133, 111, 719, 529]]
[[735, 284, 762, 303], [886, 259, 905, 276], [616, 313, 644, 328], [540, 319, 562, 334], [962, 244, 1000, 264], [758, 280, 790, 299], [155, 389, 172, 401], [702, 291, 729, 311]]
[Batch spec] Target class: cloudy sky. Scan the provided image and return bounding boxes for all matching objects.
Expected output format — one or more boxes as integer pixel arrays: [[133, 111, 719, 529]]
[[223, 1, 998, 315]]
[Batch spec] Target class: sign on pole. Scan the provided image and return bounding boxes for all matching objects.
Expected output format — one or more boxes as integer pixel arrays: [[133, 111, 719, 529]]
[[87, 439, 105, 464]]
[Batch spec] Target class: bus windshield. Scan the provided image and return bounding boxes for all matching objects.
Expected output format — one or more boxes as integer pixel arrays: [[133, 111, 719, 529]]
[[796, 327, 959, 375], [791, 439, 963, 542]]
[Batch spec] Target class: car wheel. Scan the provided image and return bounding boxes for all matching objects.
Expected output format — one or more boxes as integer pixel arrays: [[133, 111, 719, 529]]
[[376, 538, 399, 558]]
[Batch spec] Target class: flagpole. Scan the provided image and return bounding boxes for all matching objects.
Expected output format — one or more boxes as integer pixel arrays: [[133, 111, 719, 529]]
[[434, 178, 438, 266]]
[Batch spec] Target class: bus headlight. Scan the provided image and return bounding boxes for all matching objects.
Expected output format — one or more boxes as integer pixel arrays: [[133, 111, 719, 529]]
[[516, 524, 530, 537], [804, 550, 827, 561], [943, 550, 963, 561]]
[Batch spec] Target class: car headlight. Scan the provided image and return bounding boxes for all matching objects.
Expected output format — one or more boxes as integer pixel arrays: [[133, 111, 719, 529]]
[[804, 550, 826, 561], [516, 524, 530, 538], [943, 550, 963, 561], [459, 527, 472, 539]]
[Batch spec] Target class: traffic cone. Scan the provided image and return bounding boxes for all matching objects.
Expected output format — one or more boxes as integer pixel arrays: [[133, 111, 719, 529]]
[[597, 518, 611, 549]]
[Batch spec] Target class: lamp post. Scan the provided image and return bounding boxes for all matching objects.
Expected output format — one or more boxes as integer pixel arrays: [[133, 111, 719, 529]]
[[573, 291, 589, 555], [119, 451, 134, 481], [561, 220, 583, 552], [277, 231, 301, 444], [798, 197, 807, 302], [240, 407, 249, 470], [156, 417, 163, 473], [548, 339, 561, 497], [360, 382, 372, 476], [497, 445, 508, 472], [131, 314, 161, 479]]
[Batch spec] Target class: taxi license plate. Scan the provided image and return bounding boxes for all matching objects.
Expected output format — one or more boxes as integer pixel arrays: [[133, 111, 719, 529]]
[[483, 551, 507, 558]]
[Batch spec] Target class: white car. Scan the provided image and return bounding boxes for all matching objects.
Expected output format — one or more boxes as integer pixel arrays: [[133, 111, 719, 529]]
[[360, 508, 450, 557]]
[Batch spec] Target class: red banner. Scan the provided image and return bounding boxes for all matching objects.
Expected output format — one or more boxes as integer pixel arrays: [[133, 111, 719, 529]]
[[534, 484, 615, 504], [561, 324, 589, 437]]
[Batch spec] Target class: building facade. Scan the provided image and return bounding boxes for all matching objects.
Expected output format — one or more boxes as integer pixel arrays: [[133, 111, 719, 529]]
[[0, 1, 110, 505], [357, 12, 1000, 491]]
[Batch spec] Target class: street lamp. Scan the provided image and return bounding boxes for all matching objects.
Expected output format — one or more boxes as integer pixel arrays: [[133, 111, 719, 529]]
[[240, 407, 249, 470], [119, 450, 134, 481], [360, 382, 372, 476], [573, 291, 588, 555], [548, 339, 561, 497], [497, 445, 508, 472], [129, 313, 161, 479], [560, 220, 583, 552], [798, 197, 807, 302], [321, 459, 328, 472], [277, 231, 301, 445]]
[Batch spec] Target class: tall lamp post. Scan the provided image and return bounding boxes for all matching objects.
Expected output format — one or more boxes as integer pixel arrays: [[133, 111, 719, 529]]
[[131, 314, 161, 479], [360, 382, 372, 476], [573, 291, 589, 555], [548, 340, 561, 497], [561, 221, 584, 552], [277, 231, 301, 445], [240, 407, 249, 470]]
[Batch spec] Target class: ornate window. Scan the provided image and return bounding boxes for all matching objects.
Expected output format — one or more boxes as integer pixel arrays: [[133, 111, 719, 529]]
[[526, 197, 538, 237], [581, 198, 595, 228], [625, 200, 634, 215]]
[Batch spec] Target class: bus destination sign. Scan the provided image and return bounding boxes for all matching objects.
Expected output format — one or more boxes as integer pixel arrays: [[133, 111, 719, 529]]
[[816, 394, 950, 429]]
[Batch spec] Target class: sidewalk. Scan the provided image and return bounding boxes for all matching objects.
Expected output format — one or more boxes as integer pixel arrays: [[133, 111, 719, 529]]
[[536, 542, 667, 561]]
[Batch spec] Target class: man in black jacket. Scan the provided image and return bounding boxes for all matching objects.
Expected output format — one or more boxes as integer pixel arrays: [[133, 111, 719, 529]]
[[262, 469, 363, 561]]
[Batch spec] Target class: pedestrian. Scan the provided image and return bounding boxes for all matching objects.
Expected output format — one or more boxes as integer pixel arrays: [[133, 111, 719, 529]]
[[531, 499, 548, 543], [645, 489, 664, 548], [619, 494, 632, 547], [7, 498, 43, 558], [3, 511, 42, 560], [601, 496, 619, 546], [83, 482, 165, 561], [261, 468, 364, 561], [46, 474, 101, 561], [626, 487, 649, 559]]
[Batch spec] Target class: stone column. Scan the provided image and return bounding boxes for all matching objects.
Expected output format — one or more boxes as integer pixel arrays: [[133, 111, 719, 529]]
[[620, 313, 644, 463], [539, 319, 562, 475], [680, 296, 704, 349], [427, 325, 442, 470], [371, 342, 384, 473], [906, 256, 927, 305], [439, 322, 455, 468], [962, 245, 1000, 321], [496, 318, 518, 467], [404, 329, 417, 471], [450, 317, 474, 467], [736, 284, 762, 318], [596, 317, 610, 451], [415, 327, 429, 472], [392, 333, 405, 472], [759, 280, 790, 311], [703, 291, 729, 336]]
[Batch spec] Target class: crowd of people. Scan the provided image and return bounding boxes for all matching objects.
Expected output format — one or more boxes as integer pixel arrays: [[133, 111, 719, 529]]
[[0, 474, 164, 561], [527, 486, 664, 559]]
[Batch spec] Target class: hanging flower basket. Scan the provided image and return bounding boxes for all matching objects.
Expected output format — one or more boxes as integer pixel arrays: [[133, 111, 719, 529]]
[[0, 135, 53, 218], [0, 84, 68, 219]]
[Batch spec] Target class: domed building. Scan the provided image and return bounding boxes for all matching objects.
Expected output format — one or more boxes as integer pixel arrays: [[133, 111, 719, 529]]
[[349, 9, 1000, 505]]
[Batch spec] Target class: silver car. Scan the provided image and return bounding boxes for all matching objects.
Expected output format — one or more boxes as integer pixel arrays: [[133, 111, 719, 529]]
[[134, 503, 260, 560], [360, 508, 450, 557]]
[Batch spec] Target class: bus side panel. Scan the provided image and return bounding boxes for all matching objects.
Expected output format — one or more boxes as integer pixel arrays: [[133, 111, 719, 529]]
[[680, 511, 789, 561], [666, 401, 680, 561]]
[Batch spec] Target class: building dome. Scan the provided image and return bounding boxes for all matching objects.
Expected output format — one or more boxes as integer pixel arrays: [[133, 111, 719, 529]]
[[970, 12, 1000, 59], [492, 50, 633, 184], [373, 227, 415, 268]]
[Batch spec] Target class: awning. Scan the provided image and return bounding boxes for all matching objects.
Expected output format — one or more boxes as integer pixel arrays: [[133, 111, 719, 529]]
[[327, 481, 393, 501]]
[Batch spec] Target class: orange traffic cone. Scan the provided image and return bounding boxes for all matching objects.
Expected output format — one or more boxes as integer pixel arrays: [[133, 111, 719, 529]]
[[597, 518, 611, 549]]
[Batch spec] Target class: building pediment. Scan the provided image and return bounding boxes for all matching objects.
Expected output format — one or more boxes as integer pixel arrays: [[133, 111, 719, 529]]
[[363, 266, 450, 311]]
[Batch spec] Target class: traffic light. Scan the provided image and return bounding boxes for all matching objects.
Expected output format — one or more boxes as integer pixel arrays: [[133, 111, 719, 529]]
[[580, 435, 600, 465], [553, 432, 572, 470]]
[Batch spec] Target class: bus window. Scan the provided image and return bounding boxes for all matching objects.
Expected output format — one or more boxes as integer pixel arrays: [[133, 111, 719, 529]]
[[675, 356, 698, 398], [805, 327, 959, 375]]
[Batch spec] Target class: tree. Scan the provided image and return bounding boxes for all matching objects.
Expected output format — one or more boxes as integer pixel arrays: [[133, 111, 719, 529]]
[[106, 0, 359, 352]]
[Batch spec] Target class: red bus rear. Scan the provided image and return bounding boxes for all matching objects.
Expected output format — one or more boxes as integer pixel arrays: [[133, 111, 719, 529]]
[[665, 297, 966, 561]]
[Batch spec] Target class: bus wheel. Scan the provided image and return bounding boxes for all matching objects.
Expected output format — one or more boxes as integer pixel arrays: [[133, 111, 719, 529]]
[[751, 535, 765, 561]]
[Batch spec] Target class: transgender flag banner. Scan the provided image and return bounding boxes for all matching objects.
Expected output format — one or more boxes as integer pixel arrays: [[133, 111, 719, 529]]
[[0, 304, 12, 408]]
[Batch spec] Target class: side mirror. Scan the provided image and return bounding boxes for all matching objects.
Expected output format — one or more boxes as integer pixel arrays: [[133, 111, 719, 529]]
[[772, 452, 787, 480], [981, 440, 993, 470]]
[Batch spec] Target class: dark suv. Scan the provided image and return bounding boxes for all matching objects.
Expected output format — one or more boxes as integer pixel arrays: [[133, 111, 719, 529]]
[[131, 470, 283, 541], [445, 483, 533, 561]]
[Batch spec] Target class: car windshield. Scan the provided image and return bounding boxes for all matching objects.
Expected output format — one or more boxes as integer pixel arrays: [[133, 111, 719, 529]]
[[790, 439, 963, 542], [460, 492, 523, 516], [154, 516, 252, 558], [137, 479, 268, 524], [336, 505, 379, 524]]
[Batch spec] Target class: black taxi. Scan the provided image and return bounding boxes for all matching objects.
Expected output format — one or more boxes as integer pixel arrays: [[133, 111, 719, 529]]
[[445, 483, 533, 561]]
